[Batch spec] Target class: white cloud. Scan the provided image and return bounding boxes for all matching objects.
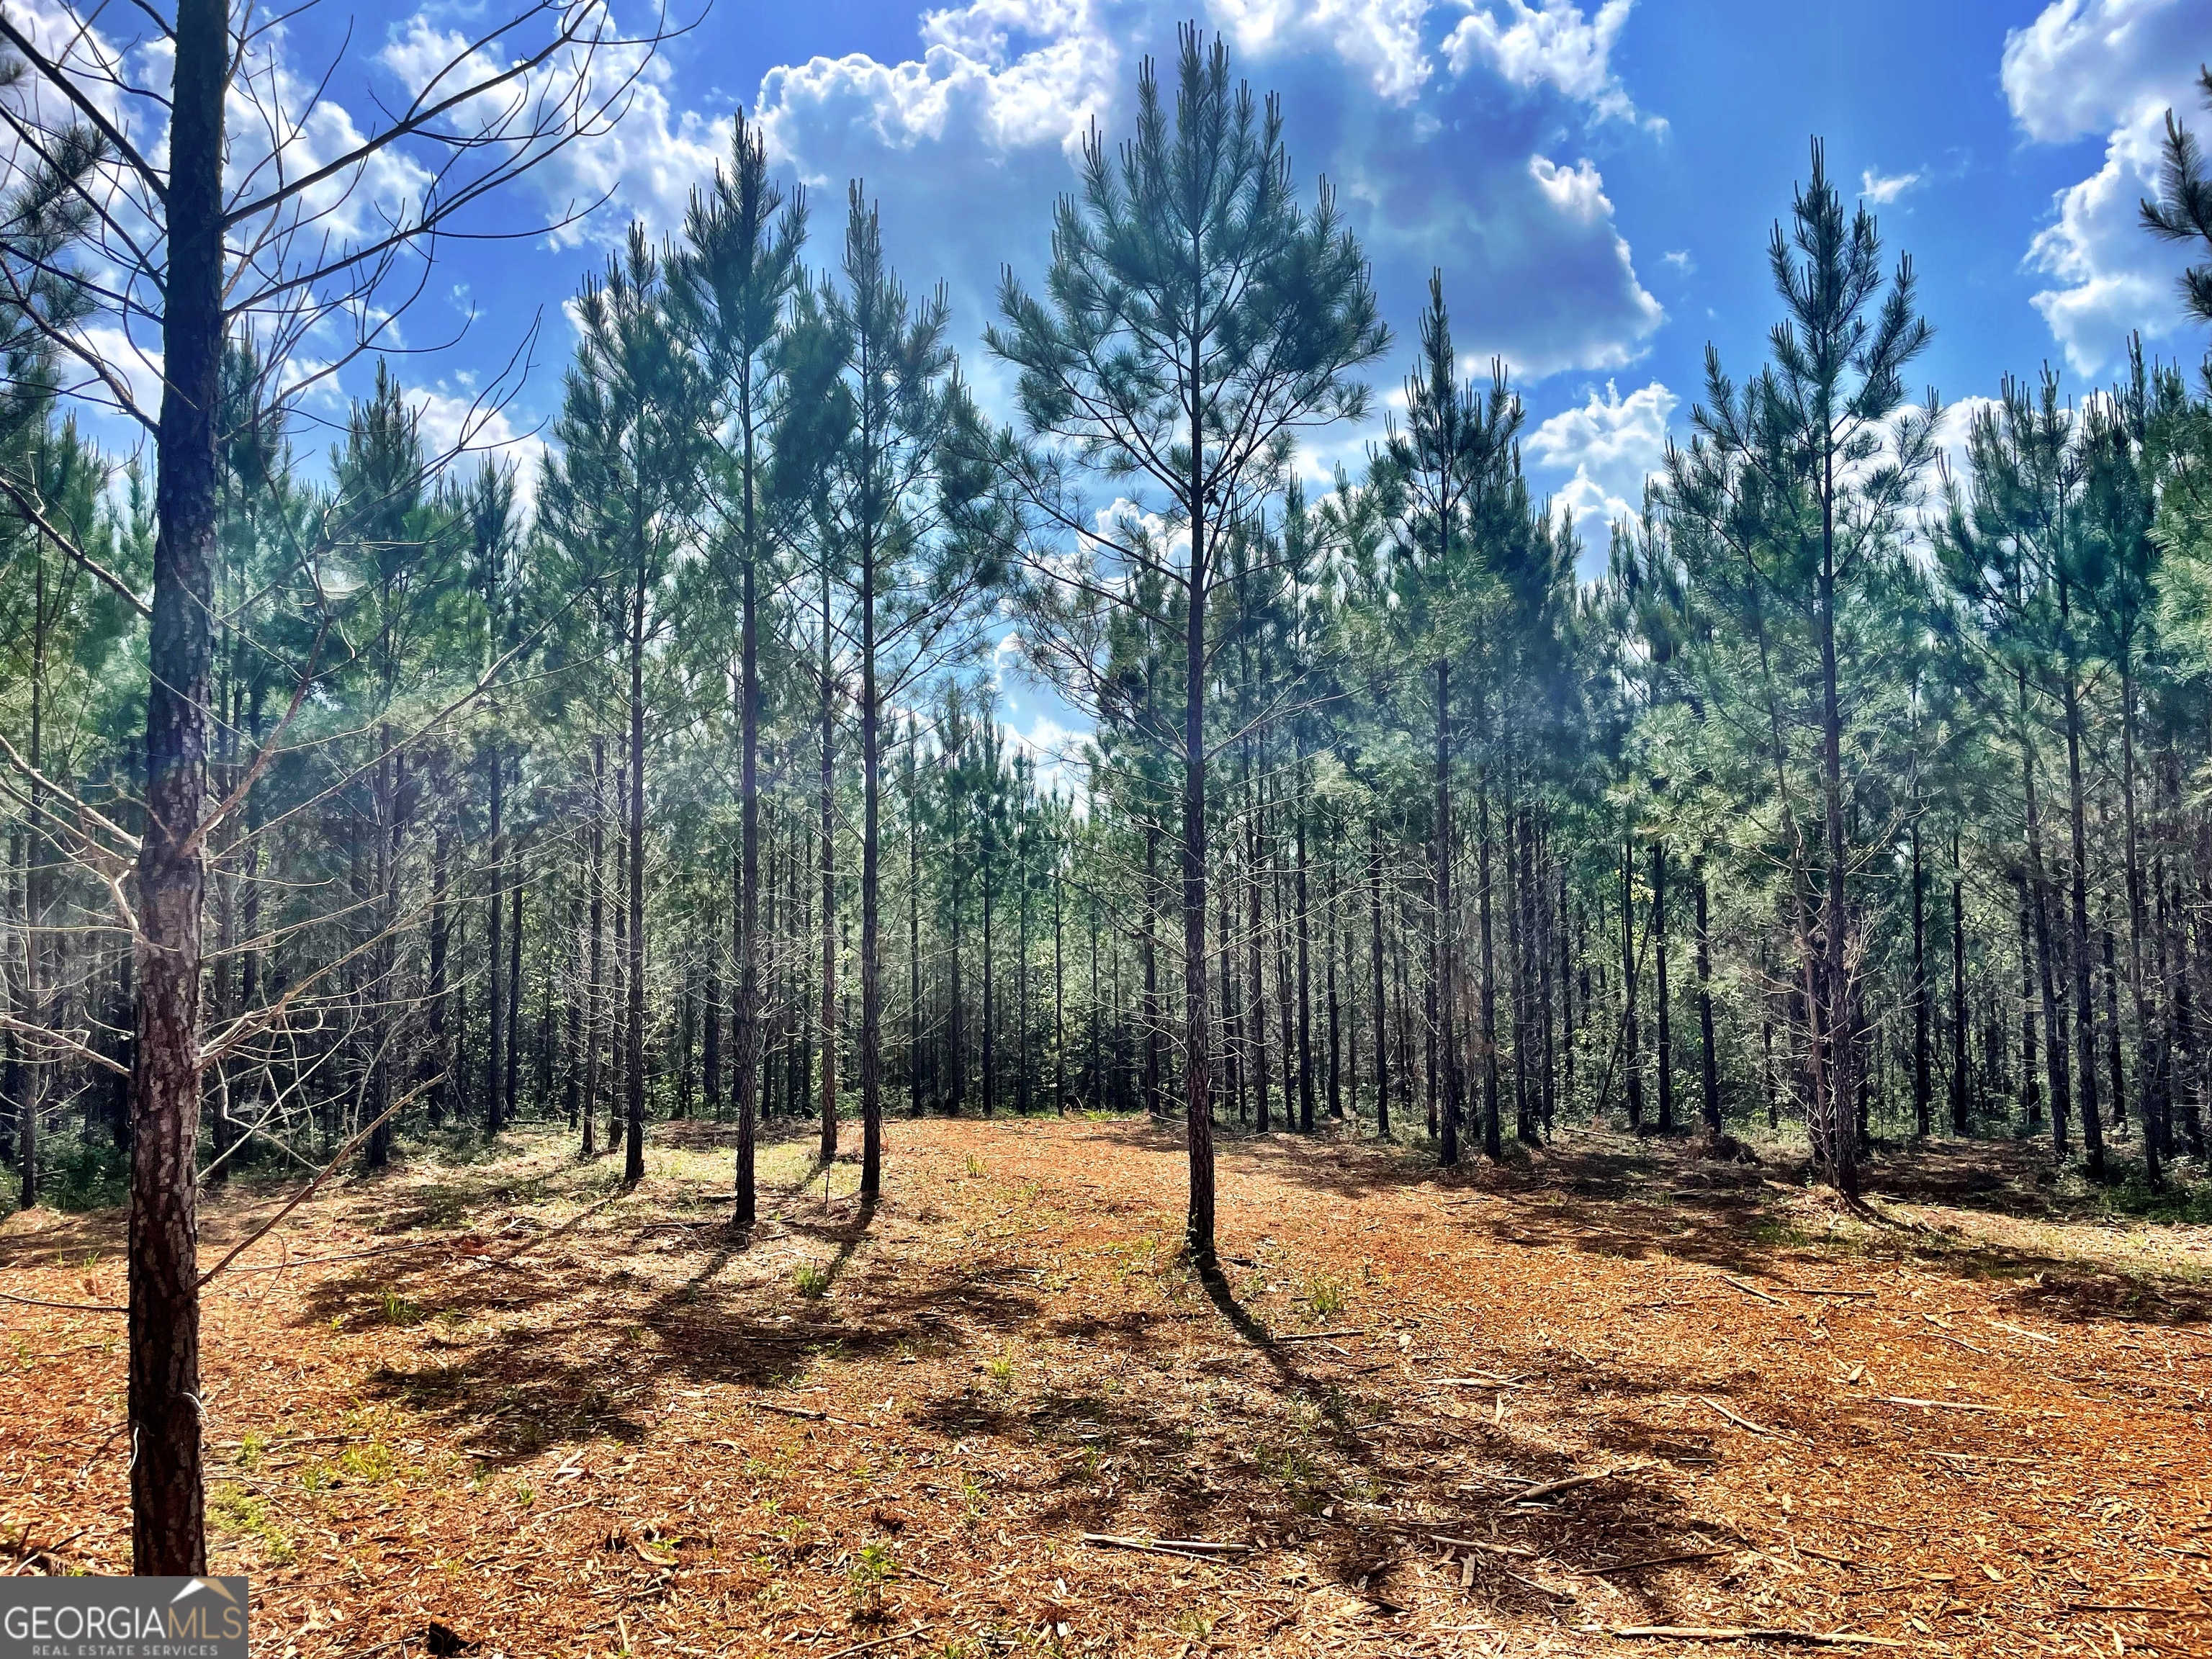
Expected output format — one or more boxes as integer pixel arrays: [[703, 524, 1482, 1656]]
[[2001, 0, 2212, 373], [1212, 0, 1436, 104], [1524, 377, 1674, 529], [1444, 157, 1660, 374], [376, 14, 728, 247], [1004, 709, 1079, 791], [1660, 248, 1693, 274], [759, 0, 1120, 180], [1921, 392, 2002, 501], [408, 387, 549, 505], [1440, 0, 1645, 125], [752, 0, 1668, 382], [1858, 168, 1922, 205]]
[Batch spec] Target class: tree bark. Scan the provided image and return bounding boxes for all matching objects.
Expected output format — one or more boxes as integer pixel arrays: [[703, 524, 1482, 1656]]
[[1435, 662, 1462, 1165], [1696, 866, 1720, 1138], [129, 0, 226, 1570], [1370, 831, 1389, 1140]]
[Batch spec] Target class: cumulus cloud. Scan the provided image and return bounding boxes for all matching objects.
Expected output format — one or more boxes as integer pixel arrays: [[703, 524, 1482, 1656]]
[[751, 0, 1669, 384], [2002, 0, 2212, 373], [375, 13, 729, 247], [1420, 156, 1660, 376], [1524, 377, 1675, 529], [1439, 0, 1642, 124], [1858, 168, 1922, 205], [408, 387, 550, 505]]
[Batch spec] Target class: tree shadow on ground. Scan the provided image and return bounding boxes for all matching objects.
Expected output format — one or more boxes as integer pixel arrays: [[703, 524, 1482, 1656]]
[[1058, 1117, 2212, 1330]]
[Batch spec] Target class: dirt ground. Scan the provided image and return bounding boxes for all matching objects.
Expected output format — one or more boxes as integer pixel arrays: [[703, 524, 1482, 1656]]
[[4, 1115, 2211, 1659]]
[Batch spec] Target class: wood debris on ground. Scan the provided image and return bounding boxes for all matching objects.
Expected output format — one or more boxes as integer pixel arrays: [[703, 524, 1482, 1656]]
[[3, 1118, 2208, 1657]]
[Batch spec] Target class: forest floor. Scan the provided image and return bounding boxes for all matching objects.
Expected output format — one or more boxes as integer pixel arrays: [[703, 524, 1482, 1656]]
[[5, 1113, 2211, 1659]]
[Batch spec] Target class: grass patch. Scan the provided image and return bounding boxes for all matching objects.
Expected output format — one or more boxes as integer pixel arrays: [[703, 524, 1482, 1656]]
[[1305, 1274, 1348, 1318], [210, 1483, 295, 1564]]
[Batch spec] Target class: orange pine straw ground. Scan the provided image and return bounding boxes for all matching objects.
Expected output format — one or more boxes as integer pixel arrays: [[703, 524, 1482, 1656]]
[[5, 1116, 2211, 1658]]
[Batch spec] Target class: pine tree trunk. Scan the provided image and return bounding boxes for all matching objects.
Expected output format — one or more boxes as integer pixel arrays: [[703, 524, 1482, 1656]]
[[1141, 823, 1158, 1119], [1249, 755, 1269, 1133], [624, 563, 648, 1183], [1622, 835, 1642, 1131], [2020, 680, 2069, 1151], [487, 749, 505, 1136], [1435, 662, 1462, 1165], [911, 738, 923, 1119], [2017, 886, 2041, 1134], [982, 842, 997, 1118], [1510, 807, 1533, 1145], [1218, 846, 1239, 1123], [2062, 662, 2105, 1175], [1295, 798, 1314, 1134], [1652, 837, 1671, 1136], [1478, 770, 1500, 1159], [859, 546, 883, 1194], [507, 875, 525, 1128], [819, 649, 838, 1161], [2120, 660, 2162, 1179], [1912, 816, 1931, 1138], [1054, 857, 1066, 1112], [583, 739, 606, 1159], [129, 0, 227, 1568], [1696, 866, 1720, 1138], [1950, 827, 1969, 1136], [1537, 817, 1555, 1138], [1181, 401, 1215, 1270], [1815, 461, 1856, 1197], [1370, 832, 1389, 1140]]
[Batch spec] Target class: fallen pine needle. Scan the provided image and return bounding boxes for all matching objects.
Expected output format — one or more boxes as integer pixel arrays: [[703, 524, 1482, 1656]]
[[1877, 1395, 2010, 1413], [812, 1623, 937, 1659], [1606, 1626, 1903, 1647], [2066, 1605, 2212, 1617], [1987, 1318, 2059, 1345], [1586, 1549, 1734, 1576], [751, 1401, 866, 1426], [0, 1288, 125, 1315], [1268, 1329, 1368, 1343], [1081, 1533, 1249, 1560], [1783, 1286, 1876, 1300], [1429, 1535, 1537, 1558], [1504, 1466, 1643, 1505], [1699, 1396, 1792, 1438], [1722, 1276, 1784, 1305]]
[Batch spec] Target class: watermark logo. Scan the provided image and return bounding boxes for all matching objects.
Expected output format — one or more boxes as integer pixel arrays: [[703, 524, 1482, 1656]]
[[0, 1575, 247, 1658]]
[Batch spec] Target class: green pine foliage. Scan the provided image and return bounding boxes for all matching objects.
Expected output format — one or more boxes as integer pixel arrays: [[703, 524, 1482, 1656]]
[[6, 31, 2212, 1241]]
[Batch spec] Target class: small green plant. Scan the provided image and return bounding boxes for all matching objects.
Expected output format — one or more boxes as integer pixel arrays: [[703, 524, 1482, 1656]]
[[210, 1483, 295, 1564], [337, 1439, 397, 1483], [1305, 1274, 1347, 1318], [379, 1289, 425, 1327], [959, 1475, 986, 1521], [234, 1431, 268, 1472], [794, 1262, 832, 1299], [984, 1344, 1015, 1393], [846, 1541, 895, 1620], [964, 1153, 987, 1179], [513, 1482, 535, 1509]]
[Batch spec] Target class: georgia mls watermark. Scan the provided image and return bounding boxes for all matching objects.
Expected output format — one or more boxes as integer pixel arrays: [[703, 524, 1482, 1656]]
[[0, 1577, 247, 1659]]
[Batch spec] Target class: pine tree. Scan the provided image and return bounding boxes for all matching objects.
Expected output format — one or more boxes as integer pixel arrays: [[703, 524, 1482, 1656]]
[[989, 28, 1385, 1265]]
